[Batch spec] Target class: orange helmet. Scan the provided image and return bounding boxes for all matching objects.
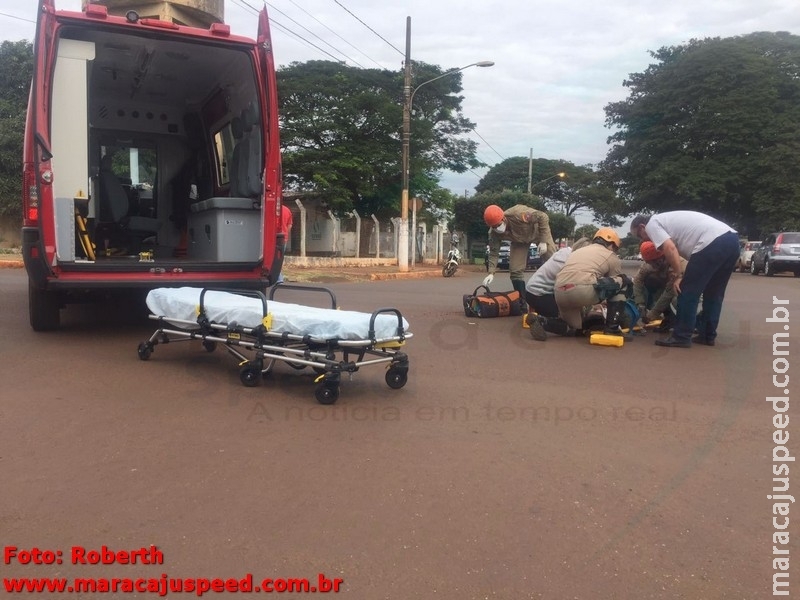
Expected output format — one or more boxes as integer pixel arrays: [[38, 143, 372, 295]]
[[640, 241, 663, 262], [483, 205, 505, 228], [593, 227, 621, 250]]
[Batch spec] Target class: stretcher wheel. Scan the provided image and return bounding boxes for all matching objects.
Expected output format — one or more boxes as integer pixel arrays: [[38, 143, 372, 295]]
[[202, 340, 216, 353], [137, 342, 152, 361], [385, 367, 408, 389], [315, 385, 339, 405], [239, 364, 262, 387]]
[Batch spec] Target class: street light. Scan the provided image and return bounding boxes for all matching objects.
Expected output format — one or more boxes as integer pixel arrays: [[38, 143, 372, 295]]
[[397, 33, 494, 271], [408, 61, 495, 113], [528, 171, 566, 194]]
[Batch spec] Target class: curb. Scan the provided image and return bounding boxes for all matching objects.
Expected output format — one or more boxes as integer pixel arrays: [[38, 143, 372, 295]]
[[370, 270, 442, 280], [0, 258, 23, 269], [0, 258, 452, 280]]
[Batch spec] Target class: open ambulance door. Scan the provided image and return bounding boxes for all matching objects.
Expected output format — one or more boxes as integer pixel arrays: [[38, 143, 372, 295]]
[[26, 0, 59, 275], [257, 7, 284, 283]]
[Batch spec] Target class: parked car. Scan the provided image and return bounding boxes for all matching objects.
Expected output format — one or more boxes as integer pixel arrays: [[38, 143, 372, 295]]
[[750, 232, 800, 277], [490, 241, 543, 271], [736, 240, 761, 272]]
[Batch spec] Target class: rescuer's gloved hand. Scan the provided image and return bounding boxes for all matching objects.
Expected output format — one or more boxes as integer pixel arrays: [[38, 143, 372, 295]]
[[482, 273, 494, 287]]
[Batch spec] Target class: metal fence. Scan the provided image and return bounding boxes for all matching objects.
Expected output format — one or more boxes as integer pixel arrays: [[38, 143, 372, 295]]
[[285, 199, 470, 264]]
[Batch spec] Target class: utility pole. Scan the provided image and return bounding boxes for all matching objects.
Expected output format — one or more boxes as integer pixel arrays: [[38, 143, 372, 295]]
[[527, 148, 533, 194], [398, 17, 412, 272]]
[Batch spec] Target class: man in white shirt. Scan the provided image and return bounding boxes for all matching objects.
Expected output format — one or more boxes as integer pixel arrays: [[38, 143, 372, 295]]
[[630, 211, 739, 348]]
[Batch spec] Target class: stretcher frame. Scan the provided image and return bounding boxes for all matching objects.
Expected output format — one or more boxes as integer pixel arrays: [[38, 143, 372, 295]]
[[137, 284, 412, 404]]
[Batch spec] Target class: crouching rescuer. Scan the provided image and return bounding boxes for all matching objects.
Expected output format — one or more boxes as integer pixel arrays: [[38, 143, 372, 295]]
[[482, 204, 558, 306], [530, 228, 632, 341]]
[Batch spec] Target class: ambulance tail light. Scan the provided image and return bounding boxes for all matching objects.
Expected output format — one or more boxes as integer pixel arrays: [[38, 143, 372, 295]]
[[23, 164, 38, 225]]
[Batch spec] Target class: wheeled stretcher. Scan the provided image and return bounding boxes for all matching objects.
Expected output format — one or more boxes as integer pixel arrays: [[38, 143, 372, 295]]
[[137, 285, 412, 404]]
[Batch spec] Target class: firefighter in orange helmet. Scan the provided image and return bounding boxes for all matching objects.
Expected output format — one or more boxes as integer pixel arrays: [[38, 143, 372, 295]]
[[632, 241, 687, 331], [482, 204, 557, 303]]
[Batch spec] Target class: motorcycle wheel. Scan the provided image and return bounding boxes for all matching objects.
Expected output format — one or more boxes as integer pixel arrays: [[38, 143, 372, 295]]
[[442, 263, 457, 277]]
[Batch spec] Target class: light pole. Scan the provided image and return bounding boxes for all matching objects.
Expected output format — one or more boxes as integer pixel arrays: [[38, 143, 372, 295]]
[[398, 18, 493, 271], [528, 171, 566, 194]]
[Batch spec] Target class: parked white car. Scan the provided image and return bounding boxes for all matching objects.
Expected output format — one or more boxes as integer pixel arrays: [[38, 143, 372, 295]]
[[737, 241, 761, 272]]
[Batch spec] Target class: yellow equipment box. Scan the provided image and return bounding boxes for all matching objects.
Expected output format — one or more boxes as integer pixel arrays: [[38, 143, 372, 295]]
[[589, 333, 624, 347]]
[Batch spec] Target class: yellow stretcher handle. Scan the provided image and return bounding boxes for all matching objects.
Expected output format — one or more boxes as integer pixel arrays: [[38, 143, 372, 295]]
[[74, 207, 95, 261]]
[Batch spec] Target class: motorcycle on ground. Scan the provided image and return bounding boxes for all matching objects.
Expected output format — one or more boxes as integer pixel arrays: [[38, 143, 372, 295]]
[[442, 235, 461, 277]]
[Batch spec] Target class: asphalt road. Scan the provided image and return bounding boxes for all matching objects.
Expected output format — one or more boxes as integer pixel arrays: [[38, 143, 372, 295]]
[[0, 266, 797, 598]]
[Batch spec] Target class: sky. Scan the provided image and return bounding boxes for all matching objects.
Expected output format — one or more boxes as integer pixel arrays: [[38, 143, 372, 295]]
[[2, 0, 798, 225]]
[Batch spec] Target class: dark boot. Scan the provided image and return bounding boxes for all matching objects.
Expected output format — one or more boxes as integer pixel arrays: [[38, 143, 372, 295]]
[[528, 315, 575, 341], [604, 301, 631, 337], [511, 279, 528, 312], [542, 317, 574, 336], [527, 314, 547, 341]]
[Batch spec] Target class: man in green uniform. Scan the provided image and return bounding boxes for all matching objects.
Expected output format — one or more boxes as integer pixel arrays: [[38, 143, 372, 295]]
[[482, 204, 557, 303]]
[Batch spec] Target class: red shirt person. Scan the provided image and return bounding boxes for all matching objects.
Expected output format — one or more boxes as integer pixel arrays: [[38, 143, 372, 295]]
[[277, 204, 293, 283]]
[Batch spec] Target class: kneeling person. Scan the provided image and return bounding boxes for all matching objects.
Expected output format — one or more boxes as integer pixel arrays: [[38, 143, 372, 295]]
[[525, 237, 591, 341], [539, 228, 631, 341]]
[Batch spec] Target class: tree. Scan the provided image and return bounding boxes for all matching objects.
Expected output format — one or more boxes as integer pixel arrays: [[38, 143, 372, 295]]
[[476, 156, 625, 225], [617, 234, 642, 258], [277, 60, 483, 219], [602, 32, 800, 237], [573, 224, 598, 241], [547, 212, 576, 241], [475, 156, 531, 193], [0, 40, 33, 221]]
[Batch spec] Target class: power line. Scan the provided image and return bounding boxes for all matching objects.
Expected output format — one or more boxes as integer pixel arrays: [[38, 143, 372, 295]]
[[230, 0, 351, 65], [286, 0, 386, 69], [270, 18, 348, 64], [471, 128, 505, 161], [229, 0, 260, 15], [231, 0, 385, 70], [332, 0, 404, 58], [266, 1, 366, 68], [0, 11, 34, 24]]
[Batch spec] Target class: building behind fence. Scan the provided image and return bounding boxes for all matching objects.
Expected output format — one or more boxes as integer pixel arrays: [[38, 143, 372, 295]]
[[284, 197, 479, 266]]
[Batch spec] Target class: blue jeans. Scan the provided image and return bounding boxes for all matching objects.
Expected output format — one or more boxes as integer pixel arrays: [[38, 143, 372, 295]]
[[673, 231, 740, 342]]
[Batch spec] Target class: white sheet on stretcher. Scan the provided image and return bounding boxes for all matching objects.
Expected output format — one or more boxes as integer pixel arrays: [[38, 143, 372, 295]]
[[146, 287, 410, 341]]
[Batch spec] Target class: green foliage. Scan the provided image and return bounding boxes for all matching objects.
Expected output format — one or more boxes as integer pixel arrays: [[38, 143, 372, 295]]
[[573, 224, 598, 241], [619, 234, 642, 257], [452, 197, 489, 242], [475, 156, 531, 192], [0, 40, 33, 220], [602, 32, 800, 238], [476, 156, 625, 225], [421, 187, 460, 228], [277, 60, 483, 220], [547, 212, 576, 240]]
